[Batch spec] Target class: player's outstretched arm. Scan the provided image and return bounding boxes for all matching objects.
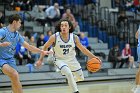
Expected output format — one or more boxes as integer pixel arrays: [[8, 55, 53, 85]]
[[36, 35, 55, 68], [75, 35, 98, 60], [22, 41, 51, 56]]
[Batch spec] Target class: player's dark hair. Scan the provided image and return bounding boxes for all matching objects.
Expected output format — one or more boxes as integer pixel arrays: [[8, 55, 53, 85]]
[[55, 19, 74, 33], [8, 14, 21, 24]]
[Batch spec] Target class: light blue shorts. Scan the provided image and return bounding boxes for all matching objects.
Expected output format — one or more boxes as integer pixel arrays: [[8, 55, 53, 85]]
[[137, 47, 140, 63], [0, 58, 17, 71]]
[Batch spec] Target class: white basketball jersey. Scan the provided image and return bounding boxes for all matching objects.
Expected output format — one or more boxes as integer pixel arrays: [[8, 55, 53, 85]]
[[53, 32, 76, 61]]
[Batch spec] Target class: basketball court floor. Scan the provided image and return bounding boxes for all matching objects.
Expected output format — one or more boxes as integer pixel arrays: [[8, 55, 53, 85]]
[[0, 80, 135, 93]]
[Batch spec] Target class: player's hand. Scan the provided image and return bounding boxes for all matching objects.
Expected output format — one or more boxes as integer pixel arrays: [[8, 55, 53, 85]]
[[95, 57, 102, 63], [41, 50, 53, 56], [0, 42, 11, 47], [35, 60, 43, 68]]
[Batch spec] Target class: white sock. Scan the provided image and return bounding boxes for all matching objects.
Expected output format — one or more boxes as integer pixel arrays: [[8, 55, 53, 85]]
[[61, 66, 78, 92]]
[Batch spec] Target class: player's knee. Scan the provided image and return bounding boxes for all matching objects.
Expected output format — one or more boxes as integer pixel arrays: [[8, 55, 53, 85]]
[[61, 67, 73, 77], [8, 71, 19, 80], [65, 70, 73, 77]]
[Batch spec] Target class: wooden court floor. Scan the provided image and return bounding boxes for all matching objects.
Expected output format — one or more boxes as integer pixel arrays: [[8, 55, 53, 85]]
[[0, 80, 135, 93]]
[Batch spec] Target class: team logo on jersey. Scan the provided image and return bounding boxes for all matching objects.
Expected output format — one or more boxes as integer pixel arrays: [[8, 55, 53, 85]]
[[60, 45, 72, 48]]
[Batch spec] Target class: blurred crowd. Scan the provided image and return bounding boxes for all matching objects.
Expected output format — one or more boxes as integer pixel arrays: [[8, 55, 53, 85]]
[[0, 0, 138, 70]]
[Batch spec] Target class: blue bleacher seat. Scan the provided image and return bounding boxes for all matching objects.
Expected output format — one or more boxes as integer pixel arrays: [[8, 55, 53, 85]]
[[88, 26, 94, 37], [93, 26, 98, 37], [98, 30, 103, 41], [131, 47, 138, 61], [108, 36, 114, 48], [102, 31, 108, 43], [113, 36, 119, 45], [119, 41, 125, 51]]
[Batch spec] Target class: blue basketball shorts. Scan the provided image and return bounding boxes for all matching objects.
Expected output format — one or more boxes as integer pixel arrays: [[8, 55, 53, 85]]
[[0, 58, 17, 71]]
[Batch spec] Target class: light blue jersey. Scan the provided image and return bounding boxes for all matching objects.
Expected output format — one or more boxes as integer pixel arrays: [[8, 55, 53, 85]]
[[0, 27, 24, 59], [0, 27, 24, 70], [137, 25, 140, 62]]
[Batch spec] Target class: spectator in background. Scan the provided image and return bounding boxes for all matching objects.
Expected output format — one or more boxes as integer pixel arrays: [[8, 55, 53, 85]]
[[35, 6, 46, 26], [15, 44, 33, 65], [108, 44, 122, 68], [79, 32, 91, 51], [29, 36, 39, 61], [62, 8, 76, 27], [0, 11, 5, 28], [24, 0, 34, 11], [125, 0, 134, 8], [23, 31, 31, 42], [133, 0, 140, 7], [45, 3, 60, 26], [44, 30, 53, 50], [116, 11, 128, 29], [62, 8, 80, 35], [37, 34, 45, 49], [120, 43, 136, 68], [44, 30, 53, 43], [76, 32, 91, 57]]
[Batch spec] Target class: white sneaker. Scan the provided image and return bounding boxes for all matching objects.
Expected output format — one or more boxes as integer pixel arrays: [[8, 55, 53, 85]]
[[134, 88, 140, 93]]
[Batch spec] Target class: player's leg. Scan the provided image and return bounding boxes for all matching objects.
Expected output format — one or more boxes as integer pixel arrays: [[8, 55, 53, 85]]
[[61, 66, 79, 93], [2, 64, 23, 93], [1, 60, 23, 93], [55, 61, 79, 93], [68, 59, 84, 82], [134, 65, 140, 93], [72, 69, 84, 82], [134, 47, 140, 93]]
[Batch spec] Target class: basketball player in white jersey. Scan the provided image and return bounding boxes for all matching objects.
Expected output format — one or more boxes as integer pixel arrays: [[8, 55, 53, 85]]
[[133, 25, 140, 93], [36, 19, 100, 93]]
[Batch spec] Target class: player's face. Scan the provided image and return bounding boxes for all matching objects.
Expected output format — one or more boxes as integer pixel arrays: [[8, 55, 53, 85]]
[[60, 21, 70, 34], [13, 19, 22, 31]]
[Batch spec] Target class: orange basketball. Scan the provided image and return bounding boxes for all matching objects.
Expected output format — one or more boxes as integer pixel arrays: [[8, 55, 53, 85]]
[[86, 58, 101, 72]]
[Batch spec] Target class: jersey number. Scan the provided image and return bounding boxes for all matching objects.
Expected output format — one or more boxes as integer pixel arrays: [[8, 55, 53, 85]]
[[63, 49, 69, 55]]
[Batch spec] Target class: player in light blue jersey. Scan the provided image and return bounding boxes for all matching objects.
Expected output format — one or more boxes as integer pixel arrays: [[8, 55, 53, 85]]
[[134, 25, 140, 93], [36, 19, 101, 93], [0, 14, 52, 93]]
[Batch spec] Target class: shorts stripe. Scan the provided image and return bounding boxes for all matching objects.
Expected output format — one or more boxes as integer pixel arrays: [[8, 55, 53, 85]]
[[72, 68, 82, 72], [60, 65, 68, 70], [0, 63, 7, 68]]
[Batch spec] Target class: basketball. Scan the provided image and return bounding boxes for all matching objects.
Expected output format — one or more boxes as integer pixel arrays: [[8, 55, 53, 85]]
[[86, 58, 101, 72]]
